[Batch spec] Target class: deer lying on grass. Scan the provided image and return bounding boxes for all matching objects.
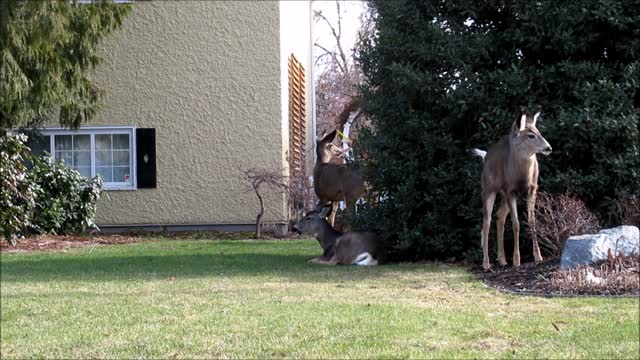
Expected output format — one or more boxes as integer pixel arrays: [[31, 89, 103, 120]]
[[292, 204, 380, 266], [313, 130, 365, 226], [471, 112, 552, 270]]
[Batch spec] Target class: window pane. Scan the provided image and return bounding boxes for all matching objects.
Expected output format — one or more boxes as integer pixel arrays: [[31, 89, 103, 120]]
[[113, 167, 130, 183], [27, 135, 50, 157], [96, 167, 113, 182], [75, 135, 90, 150], [113, 150, 129, 166], [55, 151, 73, 166], [74, 151, 91, 167], [96, 134, 111, 150], [96, 150, 112, 166], [113, 134, 129, 150], [76, 166, 91, 178], [55, 135, 73, 150]]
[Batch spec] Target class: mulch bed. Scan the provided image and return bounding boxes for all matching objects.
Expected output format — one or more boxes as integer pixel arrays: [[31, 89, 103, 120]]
[[474, 256, 640, 297], [0, 231, 298, 254], [0, 234, 150, 253]]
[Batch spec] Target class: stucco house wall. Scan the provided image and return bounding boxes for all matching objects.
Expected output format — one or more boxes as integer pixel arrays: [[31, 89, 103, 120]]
[[70, 1, 313, 230]]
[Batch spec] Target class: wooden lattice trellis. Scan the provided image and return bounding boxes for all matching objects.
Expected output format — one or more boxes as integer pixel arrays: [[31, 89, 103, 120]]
[[288, 54, 306, 179]]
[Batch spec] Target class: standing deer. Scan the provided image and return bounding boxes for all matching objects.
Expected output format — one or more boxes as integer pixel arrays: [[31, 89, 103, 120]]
[[471, 111, 552, 270], [313, 130, 365, 226], [292, 204, 380, 266]]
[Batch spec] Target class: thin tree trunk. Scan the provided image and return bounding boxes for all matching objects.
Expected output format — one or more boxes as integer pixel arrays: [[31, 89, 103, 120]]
[[255, 188, 264, 238]]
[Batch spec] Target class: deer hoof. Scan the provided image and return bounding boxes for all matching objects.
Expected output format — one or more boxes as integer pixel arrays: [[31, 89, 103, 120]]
[[498, 258, 508, 267], [534, 255, 544, 264], [482, 262, 491, 271]]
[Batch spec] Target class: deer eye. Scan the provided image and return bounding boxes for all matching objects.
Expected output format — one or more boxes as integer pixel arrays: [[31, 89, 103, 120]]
[[527, 134, 536, 139]]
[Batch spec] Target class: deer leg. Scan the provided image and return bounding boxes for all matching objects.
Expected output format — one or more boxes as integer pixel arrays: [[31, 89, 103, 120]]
[[327, 201, 338, 227], [496, 196, 510, 266], [507, 195, 520, 268], [527, 189, 543, 263], [481, 192, 497, 271]]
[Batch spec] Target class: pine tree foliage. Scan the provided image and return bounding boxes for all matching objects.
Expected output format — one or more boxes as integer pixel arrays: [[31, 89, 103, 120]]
[[0, 0, 131, 131], [355, 0, 640, 261]]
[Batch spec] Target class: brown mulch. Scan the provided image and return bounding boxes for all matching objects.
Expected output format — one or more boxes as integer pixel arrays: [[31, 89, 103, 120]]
[[0, 230, 301, 254], [0, 234, 151, 253], [474, 256, 640, 297]]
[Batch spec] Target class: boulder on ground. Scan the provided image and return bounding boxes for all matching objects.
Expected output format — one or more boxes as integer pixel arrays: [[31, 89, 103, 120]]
[[560, 225, 639, 269]]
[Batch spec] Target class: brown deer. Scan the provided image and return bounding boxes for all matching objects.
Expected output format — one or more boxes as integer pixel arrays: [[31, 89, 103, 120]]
[[471, 111, 552, 270], [292, 204, 380, 266], [313, 130, 365, 226]]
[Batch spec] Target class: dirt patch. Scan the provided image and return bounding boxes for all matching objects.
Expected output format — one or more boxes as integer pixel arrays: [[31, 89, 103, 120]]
[[474, 255, 639, 297], [0, 234, 154, 253], [0, 231, 302, 254]]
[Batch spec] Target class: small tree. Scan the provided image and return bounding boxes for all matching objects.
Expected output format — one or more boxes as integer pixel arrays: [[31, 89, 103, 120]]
[[0, 0, 131, 131], [241, 167, 289, 238]]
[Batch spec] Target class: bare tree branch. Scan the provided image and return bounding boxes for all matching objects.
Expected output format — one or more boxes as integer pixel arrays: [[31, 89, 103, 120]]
[[314, 5, 348, 74], [314, 42, 345, 72]]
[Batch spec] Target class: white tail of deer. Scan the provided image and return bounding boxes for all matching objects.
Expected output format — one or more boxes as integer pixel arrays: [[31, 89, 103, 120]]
[[471, 111, 552, 270], [292, 204, 380, 266]]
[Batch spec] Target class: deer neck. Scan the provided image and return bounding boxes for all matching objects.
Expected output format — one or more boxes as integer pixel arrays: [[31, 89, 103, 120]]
[[316, 148, 331, 165], [507, 145, 538, 189], [316, 221, 342, 256]]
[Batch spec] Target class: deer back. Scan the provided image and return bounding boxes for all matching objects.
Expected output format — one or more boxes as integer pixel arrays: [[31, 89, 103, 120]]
[[313, 163, 365, 201], [313, 129, 365, 202]]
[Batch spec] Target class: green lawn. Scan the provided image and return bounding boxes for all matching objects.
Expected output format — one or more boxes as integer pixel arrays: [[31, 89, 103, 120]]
[[1, 238, 638, 359]]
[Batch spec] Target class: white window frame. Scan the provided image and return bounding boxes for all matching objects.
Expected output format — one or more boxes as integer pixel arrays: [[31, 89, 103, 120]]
[[33, 126, 137, 191]]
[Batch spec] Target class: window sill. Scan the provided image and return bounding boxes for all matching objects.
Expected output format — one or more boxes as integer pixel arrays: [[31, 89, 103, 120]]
[[105, 186, 137, 191]]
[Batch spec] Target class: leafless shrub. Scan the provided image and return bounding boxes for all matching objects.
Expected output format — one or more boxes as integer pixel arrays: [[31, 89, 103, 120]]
[[240, 167, 289, 239], [532, 192, 601, 256], [550, 251, 639, 295], [612, 194, 640, 226], [288, 174, 316, 223]]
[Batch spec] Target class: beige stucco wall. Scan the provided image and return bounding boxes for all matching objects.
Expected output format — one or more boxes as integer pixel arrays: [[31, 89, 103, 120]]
[[88, 1, 302, 226]]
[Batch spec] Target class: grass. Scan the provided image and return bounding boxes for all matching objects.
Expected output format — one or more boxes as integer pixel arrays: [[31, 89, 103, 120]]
[[1, 238, 638, 359]]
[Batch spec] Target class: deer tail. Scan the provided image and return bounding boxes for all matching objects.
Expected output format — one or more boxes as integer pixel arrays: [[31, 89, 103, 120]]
[[468, 148, 487, 160]]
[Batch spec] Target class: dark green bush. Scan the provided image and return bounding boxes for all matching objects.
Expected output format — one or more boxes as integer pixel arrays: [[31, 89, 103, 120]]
[[0, 133, 104, 243], [354, 0, 640, 261], [29, 156, 104, 235]]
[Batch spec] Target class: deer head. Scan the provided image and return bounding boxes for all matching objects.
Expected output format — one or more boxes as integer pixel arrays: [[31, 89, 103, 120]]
[[292, 204, 332, 237], [292, 203, 338, 257], [316, 130, 344, 164], [510, 112, 552, 159]]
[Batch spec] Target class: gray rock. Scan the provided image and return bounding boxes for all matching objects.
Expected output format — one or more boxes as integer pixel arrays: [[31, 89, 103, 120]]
[[560, 225, 639, 269]]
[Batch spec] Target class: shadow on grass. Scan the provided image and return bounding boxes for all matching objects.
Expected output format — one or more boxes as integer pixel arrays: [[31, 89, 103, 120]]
[[0, 240, 459, 284]]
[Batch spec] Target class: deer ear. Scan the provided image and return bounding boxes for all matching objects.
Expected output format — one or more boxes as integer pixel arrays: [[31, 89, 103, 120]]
[[318, 130, 337, 143], [512, 114, 526, 134], [318, 204, 332, 218], [531, 111, 541, 126]]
